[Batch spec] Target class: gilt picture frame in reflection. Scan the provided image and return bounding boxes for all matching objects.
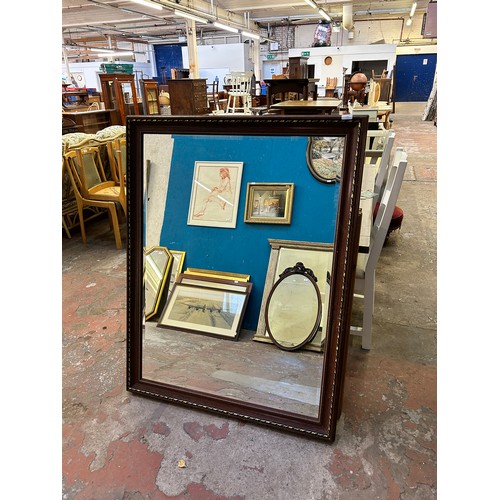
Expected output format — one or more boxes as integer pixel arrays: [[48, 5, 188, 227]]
[[244, 183, 294, 224], [187, 161, 244, 228], [157, 279, 252, 340]]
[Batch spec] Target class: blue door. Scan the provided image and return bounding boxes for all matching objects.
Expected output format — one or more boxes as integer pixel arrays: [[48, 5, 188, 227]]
[[394, 54, 437, 102], [153, 44, 185, 84]]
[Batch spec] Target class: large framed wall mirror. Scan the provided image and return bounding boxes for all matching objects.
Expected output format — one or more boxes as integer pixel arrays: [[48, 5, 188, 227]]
[[127, 115, 368, 441]]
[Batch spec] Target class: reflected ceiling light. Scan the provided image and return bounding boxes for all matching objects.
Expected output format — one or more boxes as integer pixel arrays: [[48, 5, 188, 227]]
[[241, 30, 260, 40], [97, 51, 134, 57], [304, 0, 317, 8], [406, 18, 413, 26], [130, 0, 163, 11], [213, 21, 239, 34], [174, 9, 208, 23], [318, 9, 331, 21], [410, 1, 417, 17]]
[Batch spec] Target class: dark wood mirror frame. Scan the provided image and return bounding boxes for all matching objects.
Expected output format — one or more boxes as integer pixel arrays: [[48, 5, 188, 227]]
[[126, 115, 368, 441]]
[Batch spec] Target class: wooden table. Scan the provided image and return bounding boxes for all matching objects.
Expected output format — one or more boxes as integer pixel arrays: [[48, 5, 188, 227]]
[[264, 78, 319, 109], [270, 98, 342, 115]]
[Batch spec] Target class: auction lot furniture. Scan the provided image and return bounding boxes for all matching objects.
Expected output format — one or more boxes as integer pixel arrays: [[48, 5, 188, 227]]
[[270, 98, 341, 115], [264, 78, 319, 109]]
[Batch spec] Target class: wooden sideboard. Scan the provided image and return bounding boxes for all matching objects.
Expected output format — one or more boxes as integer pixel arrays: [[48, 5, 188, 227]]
[[62, 109, 119, 134], [168, 79, 208, 115]]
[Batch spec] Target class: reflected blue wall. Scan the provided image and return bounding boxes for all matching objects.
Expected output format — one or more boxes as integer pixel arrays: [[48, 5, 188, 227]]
[[159, 134, 340, 331]]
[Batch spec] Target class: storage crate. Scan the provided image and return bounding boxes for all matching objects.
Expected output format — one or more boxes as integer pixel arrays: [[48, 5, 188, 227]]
[[99, 63, 134, 74]]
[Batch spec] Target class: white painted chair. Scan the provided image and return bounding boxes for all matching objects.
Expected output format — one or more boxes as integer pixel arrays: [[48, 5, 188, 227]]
[[225, 71, 253, 114], [352, 106, 379, 123], [350, 147, 408, 350], [371, 129, 396, 203]]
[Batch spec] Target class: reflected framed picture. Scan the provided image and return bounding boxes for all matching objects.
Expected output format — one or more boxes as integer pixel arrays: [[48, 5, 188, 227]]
[[306, 136, 346, 183], [144, 246, 173, 321], [253, 239, 334, 352], [187, 161, 244, 229], [157, 279, 252, 340], [244, 183, 294, 224], [167, 250, 186, 297], [184, 268, 250, 282]]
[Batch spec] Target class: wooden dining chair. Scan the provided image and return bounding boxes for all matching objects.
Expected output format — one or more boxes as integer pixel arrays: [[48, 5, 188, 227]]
[[350, 147, 408, 350], [66, 146, 127, 217], [106, 138, 127, 187], [63, 154, 124, 250], [225, 72, 253, 114]]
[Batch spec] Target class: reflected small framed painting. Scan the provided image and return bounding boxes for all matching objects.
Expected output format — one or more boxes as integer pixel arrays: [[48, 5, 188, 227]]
[[187, 161, 244, 229], [157, 279, 253, 340], [244, 183, 294, 224]]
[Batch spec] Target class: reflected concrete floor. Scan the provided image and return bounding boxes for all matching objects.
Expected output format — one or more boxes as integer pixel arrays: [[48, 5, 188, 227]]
[[62, 102, 437, 499], [143, 325, 323, 417]]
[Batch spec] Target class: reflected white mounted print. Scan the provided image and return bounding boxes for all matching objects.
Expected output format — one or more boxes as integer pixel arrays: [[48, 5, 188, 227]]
[[187, 161, 244, 228]]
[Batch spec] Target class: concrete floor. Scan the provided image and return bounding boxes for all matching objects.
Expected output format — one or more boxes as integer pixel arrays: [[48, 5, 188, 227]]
[[62, 102, 436, 499]]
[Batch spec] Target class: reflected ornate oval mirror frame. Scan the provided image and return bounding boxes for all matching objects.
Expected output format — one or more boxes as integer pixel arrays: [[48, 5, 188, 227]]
[[306, 136, 346, 184], [265, 262, 322, 351], [126, 115, 368, 441]]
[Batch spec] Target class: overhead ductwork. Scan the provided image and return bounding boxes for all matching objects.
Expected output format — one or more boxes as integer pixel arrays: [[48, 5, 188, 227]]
[[342, 4, 353, 30]]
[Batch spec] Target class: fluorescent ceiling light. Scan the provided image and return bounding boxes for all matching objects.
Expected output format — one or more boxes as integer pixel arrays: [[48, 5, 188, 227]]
[[97, 51, 134, 57], [318, 9, 331, 21], [174, 9, 208, 23], [409, 1, 417, 17], [241, 30, 260, 40], [304, 0, 317, 8], [213, 22, 239, 34], [406, 18, 413, 26], [90, 48, 114, 53], [130, 0, 162, 11]]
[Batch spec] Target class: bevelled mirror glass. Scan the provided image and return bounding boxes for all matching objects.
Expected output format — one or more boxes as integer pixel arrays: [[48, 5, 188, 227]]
[[127, 115, 368, 441], [265, 262, 322, 351]]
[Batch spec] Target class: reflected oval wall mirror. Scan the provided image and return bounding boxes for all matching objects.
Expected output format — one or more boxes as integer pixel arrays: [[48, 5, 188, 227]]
[[144, 246, 173, 320], [127, 115, 368, 441], [306, 136, 346, 183], [265, 262, 321, 351]]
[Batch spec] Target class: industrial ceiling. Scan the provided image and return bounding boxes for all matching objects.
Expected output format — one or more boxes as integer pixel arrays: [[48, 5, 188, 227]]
[[62, 0, 431, 60]]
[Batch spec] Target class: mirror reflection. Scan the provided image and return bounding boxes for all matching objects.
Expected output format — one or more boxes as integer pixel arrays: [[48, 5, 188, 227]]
[[127, 116, 368, 440], [143, 246, 173, 321], [140, 132, 342, 418], [265, 262, 322, 351]]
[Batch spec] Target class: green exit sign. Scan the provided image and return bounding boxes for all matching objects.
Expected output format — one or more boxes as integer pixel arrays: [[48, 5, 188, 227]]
[[301, 51, 310, 56], [266, 54, 276, 59]]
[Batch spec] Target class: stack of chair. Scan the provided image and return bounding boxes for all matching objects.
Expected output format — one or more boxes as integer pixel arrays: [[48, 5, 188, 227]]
[[350, 147, 408, 350]]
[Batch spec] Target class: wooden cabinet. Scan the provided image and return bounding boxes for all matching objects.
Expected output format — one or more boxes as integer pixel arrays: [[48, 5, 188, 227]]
[[62, 109, 119, 134], [168, 79, 208, 115], [140, 79, 160, 115], [98, 73, 141, 125], [288, 56, 309, 79], [62, 90, 88, 109]]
